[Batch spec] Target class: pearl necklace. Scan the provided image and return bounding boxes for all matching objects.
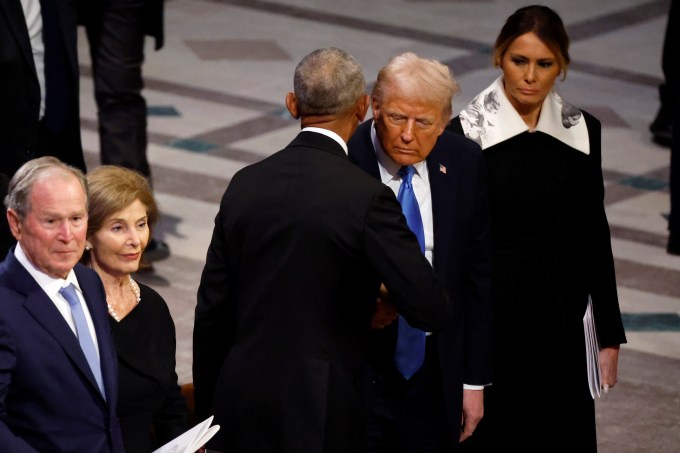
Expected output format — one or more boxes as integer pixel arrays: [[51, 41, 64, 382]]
[[107, 276, 141, 322]]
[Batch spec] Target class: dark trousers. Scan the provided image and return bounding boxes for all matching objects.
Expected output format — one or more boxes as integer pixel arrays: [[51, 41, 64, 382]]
[[85, 0, 151, 179], [367, 337, 452, 453]]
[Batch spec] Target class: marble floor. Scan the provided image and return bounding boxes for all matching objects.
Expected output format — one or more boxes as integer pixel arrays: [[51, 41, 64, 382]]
[[76, 0, 680, 451]]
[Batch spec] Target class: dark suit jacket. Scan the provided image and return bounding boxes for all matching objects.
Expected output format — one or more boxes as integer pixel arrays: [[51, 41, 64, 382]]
[[0, 173, 13, 259], [0, 251, 124, 452], [194, 131, 454, 453], [348, 120, 493, 447], [0, 0, 85, 177]]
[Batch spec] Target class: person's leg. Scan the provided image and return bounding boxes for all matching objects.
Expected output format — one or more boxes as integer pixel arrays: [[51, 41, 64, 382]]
[[651, 0, 677, 146], [666, 0, 680, 252], [668, 82, 680, 254], [87, 0, 150, 178]]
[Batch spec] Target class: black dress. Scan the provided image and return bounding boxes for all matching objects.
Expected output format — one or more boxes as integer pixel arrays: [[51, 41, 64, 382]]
[[449, 111, 627, 452], [111, 282, 188, 453]]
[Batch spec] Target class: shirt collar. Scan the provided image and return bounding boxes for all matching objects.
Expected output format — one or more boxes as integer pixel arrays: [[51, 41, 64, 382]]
[[458, 75, 590, 154], [302, 127, 348, 155], [15, 242, 82, 297]]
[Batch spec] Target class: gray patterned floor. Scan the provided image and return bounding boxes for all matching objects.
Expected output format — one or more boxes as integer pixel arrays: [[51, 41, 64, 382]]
[[77, 1, 680, 451]]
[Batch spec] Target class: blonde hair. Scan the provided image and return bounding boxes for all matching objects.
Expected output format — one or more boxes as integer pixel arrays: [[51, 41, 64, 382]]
[[372, 52, 459, 120], [86, 165, 159, 239]]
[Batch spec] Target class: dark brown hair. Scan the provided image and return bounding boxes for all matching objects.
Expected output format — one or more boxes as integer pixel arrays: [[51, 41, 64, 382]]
[[493, 5, 570, 79]]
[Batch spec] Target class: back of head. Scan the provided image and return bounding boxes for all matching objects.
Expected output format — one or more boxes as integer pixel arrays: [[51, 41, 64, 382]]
[[86, 165, 159, 238], [293, 47, 366, 116], [493, 5, 570, 78], [372, 52, 459, 120], [5, 156, 87, 220]]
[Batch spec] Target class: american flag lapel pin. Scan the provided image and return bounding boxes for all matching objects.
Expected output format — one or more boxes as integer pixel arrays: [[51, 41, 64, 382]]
[[439, 164, 447, 174]]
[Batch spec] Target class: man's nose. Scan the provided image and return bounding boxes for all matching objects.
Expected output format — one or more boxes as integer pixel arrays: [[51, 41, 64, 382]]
[[401, 119, 415, 142]]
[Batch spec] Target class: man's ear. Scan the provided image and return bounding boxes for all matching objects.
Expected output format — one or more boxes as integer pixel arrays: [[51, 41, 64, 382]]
[[6, 209, 21, 241], [371, 96, 381, 120], [285, 92, 300, 119], [355, 94, 370, 122]]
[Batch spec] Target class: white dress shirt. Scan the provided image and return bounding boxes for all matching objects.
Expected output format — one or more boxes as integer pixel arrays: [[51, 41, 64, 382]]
[[20, 0, 46, 119], [370, 123, 484, 391], [370, 124, 434, 264], [15, 243, 101, 358]]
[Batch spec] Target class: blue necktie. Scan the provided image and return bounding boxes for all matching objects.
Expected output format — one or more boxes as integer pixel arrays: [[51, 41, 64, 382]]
[[394, 165, 427, 380], [60, 284, 106, 399]]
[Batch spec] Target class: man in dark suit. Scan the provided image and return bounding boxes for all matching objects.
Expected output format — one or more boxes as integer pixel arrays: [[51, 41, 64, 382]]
[[0, 157, 124, 452], [0, 0, 86, 179], [193, 47, 454, 453], [348, 52, 492, 452]]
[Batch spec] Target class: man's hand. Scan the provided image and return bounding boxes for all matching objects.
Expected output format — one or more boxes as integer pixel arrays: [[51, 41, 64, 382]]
[[460, 388, 483, 442], [371, 284, 398, 329], [600, 345, 621, 393]]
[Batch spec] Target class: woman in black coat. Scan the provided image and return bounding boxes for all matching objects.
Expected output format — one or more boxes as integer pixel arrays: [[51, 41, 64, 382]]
[[448, 6, 627, 452], [83, 165, 188, 452]]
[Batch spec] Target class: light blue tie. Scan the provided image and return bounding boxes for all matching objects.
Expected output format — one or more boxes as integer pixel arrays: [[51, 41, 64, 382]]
[[60, 284, 106, 399], [394, 165, 427, 380]]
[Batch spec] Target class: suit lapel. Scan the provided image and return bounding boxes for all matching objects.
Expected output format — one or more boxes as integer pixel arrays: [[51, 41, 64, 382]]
[[426, 147, 454, 273], [6, 254, 107, 401], [348, 120, 381, 179], [0, 0, 39, 81]]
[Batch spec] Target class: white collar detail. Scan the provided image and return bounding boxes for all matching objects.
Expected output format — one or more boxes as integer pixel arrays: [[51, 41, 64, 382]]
[[458, 76, 589, 154]]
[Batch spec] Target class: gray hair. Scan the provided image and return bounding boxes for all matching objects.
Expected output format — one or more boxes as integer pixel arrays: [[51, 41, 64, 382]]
[[372, 52, 459, 120], [4, 156, 88, 219], [293, 47, 366, 116]]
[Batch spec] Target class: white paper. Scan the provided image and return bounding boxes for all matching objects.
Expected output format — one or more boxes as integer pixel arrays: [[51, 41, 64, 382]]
[[583, 296, 602, 399], [152, 415, 220, 453]]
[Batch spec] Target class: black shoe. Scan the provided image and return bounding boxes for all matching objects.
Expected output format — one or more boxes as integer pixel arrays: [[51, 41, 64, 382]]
[[667, 234, 680, 255], [144, 238, 171, 262]]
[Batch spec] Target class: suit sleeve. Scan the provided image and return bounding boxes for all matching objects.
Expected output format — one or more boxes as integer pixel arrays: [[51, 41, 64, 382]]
[[193, 188, 238, 421], [461, 147, 493, 385], [0, 314, 41, 452], [153, 302, 189, 443], [363, 186, 454, 332], [584, 114, 627, 347]]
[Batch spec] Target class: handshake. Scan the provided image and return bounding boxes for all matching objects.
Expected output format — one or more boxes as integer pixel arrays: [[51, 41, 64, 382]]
[[371, 284, 399, 329]]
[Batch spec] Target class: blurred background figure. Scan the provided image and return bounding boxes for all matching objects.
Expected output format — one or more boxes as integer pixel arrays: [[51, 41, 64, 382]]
[[658, 0, 680, 254], [0, 0, 86, 181], [78, 0, 170, 265], [82, 165, 187, 452], [649, 0, 676, 148], [0, 174, 12, 258], [448, 6, 626, 452]]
